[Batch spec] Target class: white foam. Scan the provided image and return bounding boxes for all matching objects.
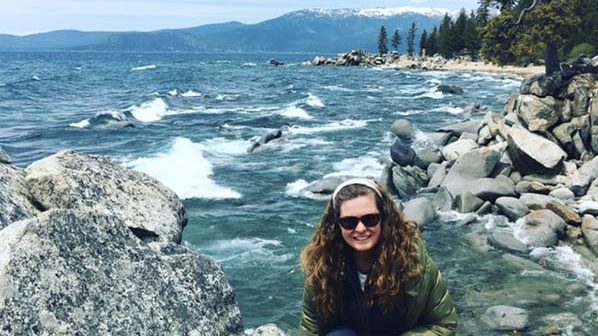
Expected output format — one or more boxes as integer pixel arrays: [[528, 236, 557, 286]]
[[242, 62, 256, 66], [322, 85, 355, 92], [32, 75, 40, 81], [181, 90, 202, 97], [126, 137, 241, 200], [510, 217, 529, 244], [306, 93, 325, 108], [431, 104, 465, 114], [168, 89, 178, 96], [285, 179, 328, 200], [202, 137, 251, 156], [131, 64, 157, 71], [279, 106, 313, 120], [411, 130, 439, 150], [287, 119, 367, 134], [325, 155, 384, 179], [128, 98, 169, 122], [199, 238, 291, 263], [414, 88, 444, 99], [69, 119, 90, 128], [392, 109, 425, 116], [215, 93, 239, 101]]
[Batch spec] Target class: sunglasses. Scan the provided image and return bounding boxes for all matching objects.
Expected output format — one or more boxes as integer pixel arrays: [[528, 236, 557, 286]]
[[338, 213, 381, 230]]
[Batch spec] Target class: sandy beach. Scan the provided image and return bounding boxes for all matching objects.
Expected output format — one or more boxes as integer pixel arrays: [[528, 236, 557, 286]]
[[438, 61, 544, 76]]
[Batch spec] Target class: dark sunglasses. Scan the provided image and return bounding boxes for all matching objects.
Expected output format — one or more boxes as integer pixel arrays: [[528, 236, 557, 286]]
[[338, 213, 381, 230]]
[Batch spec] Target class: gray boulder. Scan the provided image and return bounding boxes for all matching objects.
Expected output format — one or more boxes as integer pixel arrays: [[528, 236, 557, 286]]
[[519, 209, 567, 247], [515, 181, 550, 195], [488, 228, 528, 254], [0, 164, 39, 229], [437, 84, 464, 95], [577, 201, 598, 216], [570, 156, 598, 196], [507, 126, 567, 175], [442, 147, 500, 196], [581, 178, 598, 201], [438, 120, 482, 137], [391, 119, 415, 141], [25, 150, 187, 243], [427, 161, 448, 188], [590, 96, 598, 153], [519, 73, 561, 97], [0, 146, 10, 164], [451, 192, 483, 213], [548, 187, 575, 202], [495, 197, 529, 221], [426, 132, 451, 147], [516, 95, 561, 132], [392, 166, 427, 199], [402, 197, 437, 227], [413, 148, 441, 169], [481, 305, 529, 330], [463, 177, 516, 202], [519, 193, 559, 210], [390, 139, 415, 166], [0, 209, 243, 336], [440, 139, 478, 161], [301, 175, 355, 195], [581, 215, 598, 254]]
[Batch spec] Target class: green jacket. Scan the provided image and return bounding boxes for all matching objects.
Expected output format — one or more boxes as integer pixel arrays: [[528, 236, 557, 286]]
[[299, 240, 457, 336]]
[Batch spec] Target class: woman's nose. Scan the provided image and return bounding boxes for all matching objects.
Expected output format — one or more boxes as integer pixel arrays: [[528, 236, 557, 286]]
[[354, 220, 367, 232]]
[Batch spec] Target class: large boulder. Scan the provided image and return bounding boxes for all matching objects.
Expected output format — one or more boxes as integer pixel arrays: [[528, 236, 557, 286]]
[[519, 73, 561, 97], [581, 215, 598, 254], [390, 139, 415, 166], [301, 175, 355, 195], [507, 126, 567, 175], [546, 201, 582, 226], [569, 156, 598, 196], [496, 197, 529, 221], [0, 209, 243, 335], [438, 120, 482, 137], [516, 95, 561, 133], [441, 147, 500, 196], [519, 193, 559, 210], [25, 150, 187, 243], [0, 164, 39, 229], [402, 197, 437, 227], [426, 132, 451, 147], [391, 119, 415, 141], [451, 192, 483, 213], [518, 209, 567, 247], [440, 139, 478, 161], [488, 228, 528, 254], [436, 84, 463, 95], [413, 148, 441, 169], [481, 305, 529, 331], [462, 177, 516, 202], [590, 95, 598, 153], [392, 166, 427, 199]]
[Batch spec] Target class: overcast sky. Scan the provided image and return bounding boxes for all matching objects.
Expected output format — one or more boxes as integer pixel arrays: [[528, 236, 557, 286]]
[[1, 0, 479, 36]]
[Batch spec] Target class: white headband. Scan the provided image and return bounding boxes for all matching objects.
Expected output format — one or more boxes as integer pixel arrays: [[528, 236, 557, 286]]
[[332, 178, 382, 202]]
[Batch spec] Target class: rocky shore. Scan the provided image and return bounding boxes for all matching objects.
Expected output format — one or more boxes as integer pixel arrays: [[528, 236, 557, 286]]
[[0, 150, 287, 335], [310, 50, 593, 76]]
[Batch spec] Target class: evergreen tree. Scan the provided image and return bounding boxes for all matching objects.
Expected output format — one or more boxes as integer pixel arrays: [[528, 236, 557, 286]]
[[377, 25, 388, 55], [406, 22, 417, 56], [476, 0, 491, 26], [481, 0, 580, 74], [428, 27, 439, 56], [419, 30, 428, 56], [391, 29, 401, 52], [464, 10, 481, 60], [438, 14, 454, 58], [453, 9, 469, 54]]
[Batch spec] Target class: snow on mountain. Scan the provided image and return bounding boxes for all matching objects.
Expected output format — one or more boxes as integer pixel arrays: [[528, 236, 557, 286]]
[[301, 7, 454, 19]]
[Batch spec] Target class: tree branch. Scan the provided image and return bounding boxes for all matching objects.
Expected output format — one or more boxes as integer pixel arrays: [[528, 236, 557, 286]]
[[515, 0, 541, 25]]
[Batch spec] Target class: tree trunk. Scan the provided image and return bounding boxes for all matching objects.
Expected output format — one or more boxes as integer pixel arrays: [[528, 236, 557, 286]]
[[544, 41, 560, 75]]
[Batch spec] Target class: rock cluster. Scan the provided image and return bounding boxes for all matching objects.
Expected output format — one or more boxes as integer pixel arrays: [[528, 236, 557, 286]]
[[0, 148, 245, 335], [311, 50, 450, 70], [382, 68, 598, 260]]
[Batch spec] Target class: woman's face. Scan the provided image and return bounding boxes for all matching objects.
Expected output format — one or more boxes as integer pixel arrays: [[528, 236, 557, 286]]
[[338, 192, 381, 253]]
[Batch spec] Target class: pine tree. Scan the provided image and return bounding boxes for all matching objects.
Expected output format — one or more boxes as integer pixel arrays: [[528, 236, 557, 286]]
[[391, 29, 401, 52], [438, 14, 454, 58], [464, 10, 481, 60], [452, 9, 469, 54], [406, 22, 417, 56], [476, 0, 491, 26], [378, 25, 388, 55], [419, 30, 428, 56], [428, 27, 439, 56]]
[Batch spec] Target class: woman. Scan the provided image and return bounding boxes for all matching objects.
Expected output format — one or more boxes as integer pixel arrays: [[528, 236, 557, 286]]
[[299, 178, 457, 336]]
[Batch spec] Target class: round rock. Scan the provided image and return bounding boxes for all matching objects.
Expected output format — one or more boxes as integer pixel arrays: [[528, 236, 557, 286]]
[[391, 119, 415, 140]]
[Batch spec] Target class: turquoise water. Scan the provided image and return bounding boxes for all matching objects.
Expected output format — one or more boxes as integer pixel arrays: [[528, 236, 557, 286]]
[[1, 51, 596, 335]]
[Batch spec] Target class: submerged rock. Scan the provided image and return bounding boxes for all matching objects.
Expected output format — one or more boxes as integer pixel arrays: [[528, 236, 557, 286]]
[[0, 209, 243, 335], [25, 150, 187, 243], [519, 209, 567, 247], [481, 305, 529, 330], [495, 197, 529, 221]]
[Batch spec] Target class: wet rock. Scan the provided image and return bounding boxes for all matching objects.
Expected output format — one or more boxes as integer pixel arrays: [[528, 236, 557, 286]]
[[0, 145, 10, 164], [481, 305, 529, 330], [488, 228, 528, 254], [437, 84, 463, 95], [451, 192, 484, 213], [431, 186, 453, 211], [581, 215, 598, 254], [390, 139, 415, 166], [519, 193, 559, 210], [0, 209, 243, 336], [507, 126, 567, 175], [301, 175, 355, 194], [269, 59, 284, 66], [25, 150, 187, 243], [496, 197, 529, 221], [546, 201, 582, 226], [542, 312, 583, 336], [251, 324, 287, 336], [442, 148, 500, 196], [520, 209, 567, 247], [440, 139, 478, 161], [402, 197, 437, 227], [438, 120, 482, 137], [413, 148, 441, 169], [426, 132, 451, 147], [548, 187, 575, 202], [516, 95, 561, 132], [392, 166, 427, 199], [519, 73, 561, 97], [0, 164, 39, 229], [391, 119, 415, 141]]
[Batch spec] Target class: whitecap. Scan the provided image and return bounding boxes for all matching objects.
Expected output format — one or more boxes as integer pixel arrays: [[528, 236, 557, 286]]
[[325, 155, 384, 179], [69, 119, 91, 128], [285, 179, 327, 200], [411, 130, 439, 150], [242, 62, 256, 66], [305, 93, 325, 108], [202, 137, 251, 156], [392, 109, 425, 116], [279, 106, 313, 120], [215, 93, 239, 101], [131, 64, 157, 71], [414, 88, 444, 99], [32, 75, 40, 81], [181, 90, 202, 97], [168, 89, 178, 96], [322, 85, 355, 92], [125, 137, 241, 200], [431, 104, 465, 114], [128, 98, 170, 122], [198, 237, 291, 263], [287, 119, 367, 134]]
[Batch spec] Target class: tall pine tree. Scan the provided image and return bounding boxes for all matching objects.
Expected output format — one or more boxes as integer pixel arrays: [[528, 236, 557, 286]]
[[419, 30, 428, 56], [378, 25, 389, 55], [391, 29, 401, 52], [406, 22, 417, 56], [428, 27, 439, 56], [438, 14, 454, 58]]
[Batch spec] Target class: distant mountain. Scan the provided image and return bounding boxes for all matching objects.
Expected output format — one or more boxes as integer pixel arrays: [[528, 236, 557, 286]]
[[0, 8, 450, 53]]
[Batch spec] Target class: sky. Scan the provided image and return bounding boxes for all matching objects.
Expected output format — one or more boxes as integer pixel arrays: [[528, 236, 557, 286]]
[[0, 0, 479, 36]]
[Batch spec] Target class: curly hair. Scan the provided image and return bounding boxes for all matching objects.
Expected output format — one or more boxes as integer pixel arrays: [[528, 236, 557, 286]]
[[300, 181, 423, 318]]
